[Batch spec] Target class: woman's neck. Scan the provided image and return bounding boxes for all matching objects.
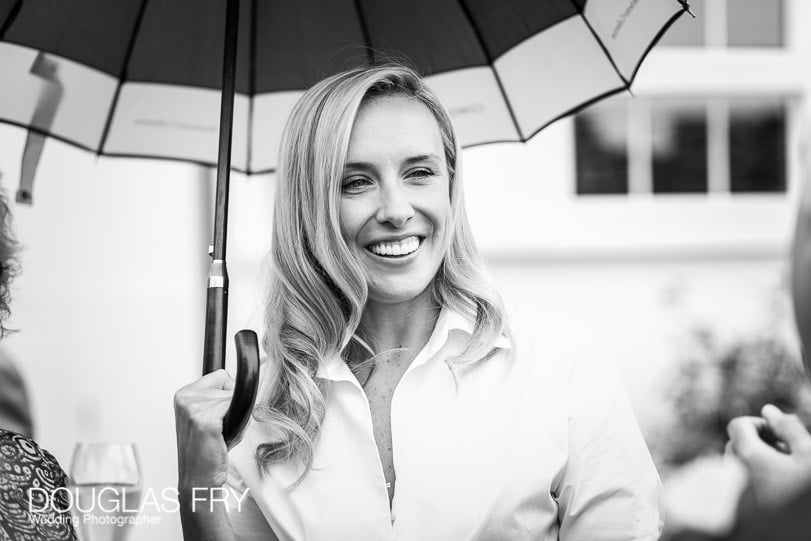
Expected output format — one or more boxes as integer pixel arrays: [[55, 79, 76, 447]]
[[360, 292, 441, 356]]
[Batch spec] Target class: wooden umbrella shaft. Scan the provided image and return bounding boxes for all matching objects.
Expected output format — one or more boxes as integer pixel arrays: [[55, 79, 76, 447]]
[[203, 0, 240, 374]]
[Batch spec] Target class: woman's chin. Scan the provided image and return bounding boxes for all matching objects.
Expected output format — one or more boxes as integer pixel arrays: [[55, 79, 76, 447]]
[[365, 281, 434, 307]]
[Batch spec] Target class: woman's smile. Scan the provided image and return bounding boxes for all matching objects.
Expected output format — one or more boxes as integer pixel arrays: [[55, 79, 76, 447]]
[[367, 235, 423, 257]]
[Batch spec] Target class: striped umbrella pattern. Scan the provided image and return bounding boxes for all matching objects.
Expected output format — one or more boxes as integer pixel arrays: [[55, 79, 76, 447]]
[[0, 0, 688, 175]]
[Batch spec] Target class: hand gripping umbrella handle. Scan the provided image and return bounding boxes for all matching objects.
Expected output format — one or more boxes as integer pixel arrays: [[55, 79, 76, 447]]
[[203, 265, 260, 449]]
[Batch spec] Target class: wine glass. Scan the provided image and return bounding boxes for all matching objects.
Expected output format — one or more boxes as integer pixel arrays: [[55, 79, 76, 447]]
[[68, 443, 143, 541]]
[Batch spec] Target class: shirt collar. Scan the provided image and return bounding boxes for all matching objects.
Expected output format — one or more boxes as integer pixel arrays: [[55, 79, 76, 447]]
[[441, 307, 512, 349], [316, 307, 511, 382]]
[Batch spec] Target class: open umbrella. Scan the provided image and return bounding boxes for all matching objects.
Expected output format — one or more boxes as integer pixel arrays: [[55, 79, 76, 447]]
[[1, 0, 692, 179], [0, 0, 690, 445]]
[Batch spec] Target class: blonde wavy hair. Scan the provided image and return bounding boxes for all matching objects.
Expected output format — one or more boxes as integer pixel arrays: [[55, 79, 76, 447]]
[[255, 63, 508, 477]]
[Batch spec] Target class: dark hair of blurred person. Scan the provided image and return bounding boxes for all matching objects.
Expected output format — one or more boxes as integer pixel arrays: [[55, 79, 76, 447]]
[[0, 180, 20, 336], [0, 180, 31, 437]]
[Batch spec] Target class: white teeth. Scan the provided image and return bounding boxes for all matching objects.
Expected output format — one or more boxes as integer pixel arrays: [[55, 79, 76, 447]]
[[369, 236, 420, 257]]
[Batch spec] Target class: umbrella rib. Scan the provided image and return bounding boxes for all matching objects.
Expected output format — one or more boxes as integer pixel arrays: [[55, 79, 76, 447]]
[[97, 0, 151, 155], [455, 0, 523, 140], [247, 0, 258, 174], [571, 1, 629, 88], [625, 2, 691, 84], [0, 0, 23, 41], [351, 0, 375, 65]]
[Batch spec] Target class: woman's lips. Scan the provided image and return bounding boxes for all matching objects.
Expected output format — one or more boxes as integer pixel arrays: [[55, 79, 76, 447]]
[[366, 235, 422, 257]]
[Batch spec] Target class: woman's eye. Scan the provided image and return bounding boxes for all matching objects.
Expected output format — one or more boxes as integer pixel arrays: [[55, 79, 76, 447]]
[[407, 168, 434, 181], [342, 177, 371, 193]]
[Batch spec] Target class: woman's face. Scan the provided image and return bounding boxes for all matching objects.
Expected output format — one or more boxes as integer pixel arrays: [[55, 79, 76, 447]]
[[339, 95, 451, 306]]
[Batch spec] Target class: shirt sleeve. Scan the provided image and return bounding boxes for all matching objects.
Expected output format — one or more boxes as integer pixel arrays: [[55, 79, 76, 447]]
[[555, 340, 664, 540], [226, 458, 280, 541]]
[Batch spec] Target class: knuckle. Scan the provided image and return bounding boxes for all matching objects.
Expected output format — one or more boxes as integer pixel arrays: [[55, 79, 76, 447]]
[[173, 388, 190, 407], [726, 417, 744, 436], [731, 441, 758, 463]]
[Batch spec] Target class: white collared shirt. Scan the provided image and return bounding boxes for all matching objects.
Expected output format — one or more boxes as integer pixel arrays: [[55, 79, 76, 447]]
[[226, 308, 663, 540]]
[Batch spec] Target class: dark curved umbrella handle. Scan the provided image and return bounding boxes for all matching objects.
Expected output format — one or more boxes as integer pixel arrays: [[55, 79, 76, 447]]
[[222, 330, 260, 448], [203, 267, 259, 449]]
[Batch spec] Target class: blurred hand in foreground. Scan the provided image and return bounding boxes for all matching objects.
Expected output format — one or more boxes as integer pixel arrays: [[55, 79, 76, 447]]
[[727, 404, 811, 509]]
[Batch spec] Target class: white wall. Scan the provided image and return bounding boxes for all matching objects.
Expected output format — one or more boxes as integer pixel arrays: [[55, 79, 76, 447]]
[[0, 123, 278, 539], [1, 127, 195, 538]]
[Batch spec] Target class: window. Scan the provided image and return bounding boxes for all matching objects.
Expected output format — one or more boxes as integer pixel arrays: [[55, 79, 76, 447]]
[[574, 103, 628, 195], [728, 98, 786, 192], [659, 0, 783, 48], [651, 100, 708, 193], [574, 95, 789, 196]]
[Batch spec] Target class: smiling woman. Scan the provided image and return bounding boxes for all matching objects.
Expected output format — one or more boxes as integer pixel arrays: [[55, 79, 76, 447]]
[[173, 64, 663, 541]]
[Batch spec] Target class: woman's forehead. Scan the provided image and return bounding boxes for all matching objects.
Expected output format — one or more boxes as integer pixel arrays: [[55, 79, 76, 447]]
[[347, 96, 444, 164]]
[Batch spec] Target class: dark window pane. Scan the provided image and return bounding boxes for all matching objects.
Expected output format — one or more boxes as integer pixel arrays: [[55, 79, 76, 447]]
[[727, 0, 783, 47], [729, 98, 786, 192], [652, 100, 708, 193], [659, 0, 705, 47], [575, 101, 628, 195]]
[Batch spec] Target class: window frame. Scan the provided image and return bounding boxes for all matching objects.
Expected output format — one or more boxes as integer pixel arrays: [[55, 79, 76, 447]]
[[574, 93, 796, 197]]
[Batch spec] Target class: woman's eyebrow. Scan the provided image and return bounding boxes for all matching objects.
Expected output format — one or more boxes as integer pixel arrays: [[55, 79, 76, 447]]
[[344, 162, 375, 169], [344, 154, 442, 171], [344, 161, 376, 171], [403, 154, 442, 165]]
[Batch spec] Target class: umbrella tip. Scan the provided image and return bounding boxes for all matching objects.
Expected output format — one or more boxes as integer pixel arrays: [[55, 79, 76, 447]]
[[678, 1, 696, 18]]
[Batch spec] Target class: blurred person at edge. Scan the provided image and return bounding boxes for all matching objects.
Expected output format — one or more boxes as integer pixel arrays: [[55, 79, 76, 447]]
[[0, 172, 33, 438], [174, 64, 662, 541], [671, 125, 811, 541], [0, 184, 76, 540]]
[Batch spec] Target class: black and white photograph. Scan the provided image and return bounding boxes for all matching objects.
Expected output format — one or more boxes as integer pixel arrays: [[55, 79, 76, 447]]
[[0, 1, 809, 540]]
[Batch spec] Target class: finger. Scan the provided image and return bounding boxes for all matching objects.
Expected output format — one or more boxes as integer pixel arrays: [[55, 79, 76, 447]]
[[179, 398, 232, 433], [220, 372, 235, 392], [184, 389, 235, 404], [176, 394, 228, 418], [727, 416, 769, 459], [174, 386, 234, 415], [762, 404, 811, 451], [200, 396, 233, 419], [195, 369, 236, 391]]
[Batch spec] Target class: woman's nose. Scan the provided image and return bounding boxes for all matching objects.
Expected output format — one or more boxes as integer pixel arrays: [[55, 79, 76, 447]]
[[375, 182, 414, 228]]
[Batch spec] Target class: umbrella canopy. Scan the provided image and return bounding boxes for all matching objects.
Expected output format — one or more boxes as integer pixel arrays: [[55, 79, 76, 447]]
[[0, 0, 689, 446], [0, 0, 689, 175]]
